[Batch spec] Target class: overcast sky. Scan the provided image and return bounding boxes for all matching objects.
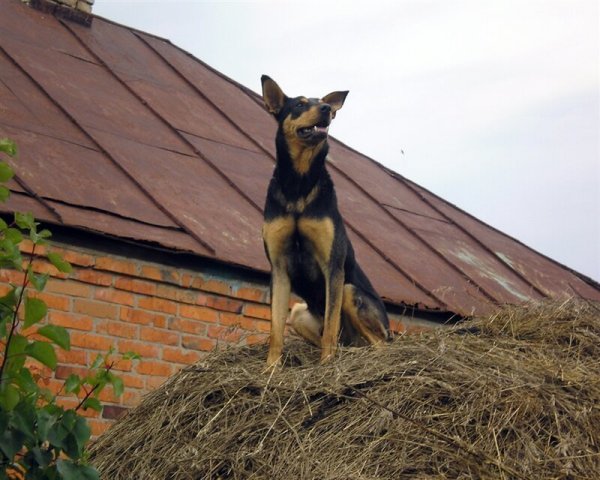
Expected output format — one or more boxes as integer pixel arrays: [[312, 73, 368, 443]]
[[94, 0, 599, 282]]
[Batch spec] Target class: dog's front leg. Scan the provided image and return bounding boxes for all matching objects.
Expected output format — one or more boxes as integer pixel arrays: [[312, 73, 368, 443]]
[[321, 271, 344, 363], [267, 263, 291, 367]]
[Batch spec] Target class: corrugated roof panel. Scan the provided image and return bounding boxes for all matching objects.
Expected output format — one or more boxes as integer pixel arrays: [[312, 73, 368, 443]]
[[182, 133, 272, 209], [3, 41, 191, 155], [410, 181, 600, 301], [392, 206, 545, 304], [67, 19, 261, 153], [327, 169, 494, 314], [328, 142, 448, 221], [0, 0, 97, 62], [141, 33, 277, 157], [88, 128, 267, 270], [2, 125, 177, 227], [0, 53, 93, 148]]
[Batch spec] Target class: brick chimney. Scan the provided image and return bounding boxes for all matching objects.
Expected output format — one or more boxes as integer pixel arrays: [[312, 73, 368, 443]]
[[27, 0, 95, 26]]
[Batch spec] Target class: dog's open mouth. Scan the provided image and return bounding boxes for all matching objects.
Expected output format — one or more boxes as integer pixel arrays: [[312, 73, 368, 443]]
[[297, 121, 329, 140]]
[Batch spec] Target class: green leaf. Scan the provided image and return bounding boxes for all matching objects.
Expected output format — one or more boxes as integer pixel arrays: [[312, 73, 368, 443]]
[[28, 271, 49, 292], [122, 351, 141, 361], [37, 408, 58, 440], [0, 138, 16, 156], [13, 367, 39, 394], [0, 384, 20, 410], [24, 296, 47, 328], [0, 426, 25, 460], [90, 354, 103, 370], [0, 185, 9, 202], [0, 217, 7, 231], [4, 227, 23, 244], [108, 373, 124, 397], [47, 252, 72, 274], [72, 415, 91, 452], [37, 324, 70, 351], [56, 459, 99, 480], [81, 397, 102, 412], [14, 212, 35, 230], [64, 374, 81, 395], [0, 162, 13, 182], [25, 341, 57, 369]]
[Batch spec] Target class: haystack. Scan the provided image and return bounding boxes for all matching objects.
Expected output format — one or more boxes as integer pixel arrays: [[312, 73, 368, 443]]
[[90, 299, 600, 479]]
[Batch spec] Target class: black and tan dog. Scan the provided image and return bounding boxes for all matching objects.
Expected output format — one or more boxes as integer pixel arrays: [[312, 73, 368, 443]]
[[261, 75, 390, 366]]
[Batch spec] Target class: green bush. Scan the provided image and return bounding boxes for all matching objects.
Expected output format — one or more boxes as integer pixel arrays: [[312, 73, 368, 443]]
[[0, 139, 138, 479]]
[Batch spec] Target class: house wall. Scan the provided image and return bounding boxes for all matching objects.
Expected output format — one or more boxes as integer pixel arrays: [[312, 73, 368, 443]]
[[0, 238, 438, 436]]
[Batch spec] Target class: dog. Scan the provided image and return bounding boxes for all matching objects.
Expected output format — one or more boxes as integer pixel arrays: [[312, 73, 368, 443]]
[[261, 75, 390, 366]]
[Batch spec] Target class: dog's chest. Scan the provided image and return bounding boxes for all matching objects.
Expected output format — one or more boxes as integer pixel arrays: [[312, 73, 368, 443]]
[[263, 215, 335, 269]]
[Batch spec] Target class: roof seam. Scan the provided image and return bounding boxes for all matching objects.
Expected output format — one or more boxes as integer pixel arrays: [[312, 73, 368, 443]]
[[399, 177, 549, 298], [131, 31, 264, 213], [10, 173, 63, 222], [403, 176, 600, 294], [0, 120, 98, 152], [324, 149, 502, 306], [56, 18, 217, 255]]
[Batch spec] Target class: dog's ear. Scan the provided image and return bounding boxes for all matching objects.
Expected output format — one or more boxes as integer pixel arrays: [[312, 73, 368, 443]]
[[321, 91, 349, 118], [261, 75, 287, 116]]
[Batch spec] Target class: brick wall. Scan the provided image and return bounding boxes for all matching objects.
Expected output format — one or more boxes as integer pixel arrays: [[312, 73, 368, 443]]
[[0, 238, 437, 436]]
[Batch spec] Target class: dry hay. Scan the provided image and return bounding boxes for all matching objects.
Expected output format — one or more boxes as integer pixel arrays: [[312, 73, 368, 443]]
[[90, 299, 600, 479]]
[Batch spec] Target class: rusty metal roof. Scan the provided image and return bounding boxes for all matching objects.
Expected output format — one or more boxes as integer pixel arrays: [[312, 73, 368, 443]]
[[1, 0, 598, 315]]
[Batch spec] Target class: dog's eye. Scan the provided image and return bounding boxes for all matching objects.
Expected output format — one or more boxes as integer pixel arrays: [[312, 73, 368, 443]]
[[295, 102, 304, 109]]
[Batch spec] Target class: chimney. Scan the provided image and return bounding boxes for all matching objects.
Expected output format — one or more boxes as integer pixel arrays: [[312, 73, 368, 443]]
[[27, 0, 95, 26]]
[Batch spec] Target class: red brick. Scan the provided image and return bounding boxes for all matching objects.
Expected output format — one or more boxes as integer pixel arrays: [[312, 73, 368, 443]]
[[180, 273, 193, 288], [162, 347, 201, 365], [110, 358, 133, 372], [30, 292, 70, 311], [168, 317, 207, 335], [254, 320, 271, 333], [73, 299, 117, 319], [179, 305, 218, 322], [31, 259, 67, 279], [207, 325, 243, 343], [156, 284, 197, 304], [56, 348, 87, 366], [56, 249, 95, 267], [243, 303, 271, 320], [48, 311, 94, 331], [94, 289, 136, 306], [0, 269, 25, 284], [96, 257, 137, 275], [138, 296, 178, 314], [75, 269, 113, 287], [55, 365, 88, 380], [140, 265, 180, 284], [145, 376, 170, 391], [96, 320, 138, 339], [140, 326, 179, 345], [115, 277, 156, 295], [71, 332, 114, 351], [120, 307, 167, 327], [88, 419, 111, 437], [136, 360, 173, 377], [236, 286, 268, 303], [182, 335, 215, 352], [203, 296, 243, 313], [118, 339, 160, 359], [46, 279, 92, 298], [19, 239, 45, 255], [245, 334, 268, 346], [219, 312, 242, 327], [192, 277, 233, 296], [119, 373, 145, 389]]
